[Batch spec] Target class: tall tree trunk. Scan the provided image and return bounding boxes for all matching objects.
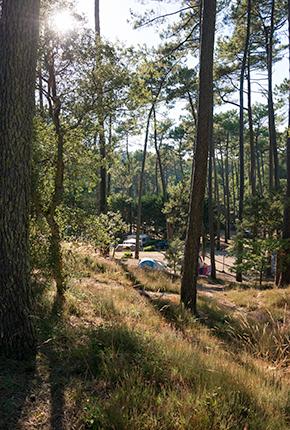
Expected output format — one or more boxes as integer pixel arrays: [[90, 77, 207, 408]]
[[45, 50, 65, 295], [181, 0, 216, 313], [126, 134, 133, 234], [95, 0, 107, 213], [231, 161, 237, 222], [135, 106, 154, 259], [256, 134, 263, 195], [153, 107, 173, 240], [279, 0, 290, 286], [213, 148, 221, 250], [208, 137, 216, 279], [247, 55, 256, 197], [236, 0, 251, 282], [266, 0, 280, 191], [0, 0, 39, 359], [225, 133, 231, 241], [219, 149, 228, 243]]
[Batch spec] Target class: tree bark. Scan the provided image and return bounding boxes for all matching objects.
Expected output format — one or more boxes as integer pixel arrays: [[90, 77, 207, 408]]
[[266, 0, 280, 191], [247, 55, 256, 197], [225, 133, 231, 241], [0, 0, 39, 359], [45, 49, 65, 295], [208, 137, 216, 279], [135, 106, 154, 259], [180, 0, 216, 313], [279, 0, 290, 286], [236, 0, 251, 282], [213, 148, 221, 250]]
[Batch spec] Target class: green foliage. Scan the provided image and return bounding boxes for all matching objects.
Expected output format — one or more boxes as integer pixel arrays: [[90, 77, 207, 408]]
[[86, 212, 127, 256], [123, 251, 133, 259], [230, 233, 280, 281], [164, 180, 189, 238], [165, 238, 184, 274]]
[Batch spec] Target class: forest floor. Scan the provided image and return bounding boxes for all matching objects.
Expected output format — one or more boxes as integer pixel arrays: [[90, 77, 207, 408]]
[[1, 242, 290, 430]]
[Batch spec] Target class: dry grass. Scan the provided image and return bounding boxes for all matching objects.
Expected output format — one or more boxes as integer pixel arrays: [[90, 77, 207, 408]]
[[1, 243, 290, 430]]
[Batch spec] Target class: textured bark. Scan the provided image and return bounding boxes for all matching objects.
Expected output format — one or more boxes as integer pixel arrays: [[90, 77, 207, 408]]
[[181, 0, 216, 313], [236, 0, 251, 282], [0, 0, 39, 359], [279, 0, 290, 286]]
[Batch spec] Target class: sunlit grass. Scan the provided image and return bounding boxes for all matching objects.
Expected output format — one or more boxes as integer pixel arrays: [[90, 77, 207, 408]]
[[3, 243, 289, 430]]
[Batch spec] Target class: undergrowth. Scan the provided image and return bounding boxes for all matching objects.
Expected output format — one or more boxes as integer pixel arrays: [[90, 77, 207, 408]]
[[1, 243, 289, 430]]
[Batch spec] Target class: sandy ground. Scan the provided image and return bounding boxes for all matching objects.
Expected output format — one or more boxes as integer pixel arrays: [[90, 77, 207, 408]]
[[114, 249, 236, 279]]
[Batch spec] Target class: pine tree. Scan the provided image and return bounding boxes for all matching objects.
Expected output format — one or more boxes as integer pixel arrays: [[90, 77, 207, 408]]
[[0, 0, 40, 359]]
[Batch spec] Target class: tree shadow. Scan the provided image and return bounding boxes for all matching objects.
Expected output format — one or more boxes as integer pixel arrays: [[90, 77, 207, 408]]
[[0, 356, 36, 429], [43, 292, 66, 430]]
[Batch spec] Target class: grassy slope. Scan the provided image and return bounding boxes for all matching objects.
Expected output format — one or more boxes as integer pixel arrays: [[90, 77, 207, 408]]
[[1, 243, 289, 430]]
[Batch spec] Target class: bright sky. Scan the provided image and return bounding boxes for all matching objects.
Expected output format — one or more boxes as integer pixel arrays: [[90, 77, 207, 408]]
[[76, 0, 166, 46]]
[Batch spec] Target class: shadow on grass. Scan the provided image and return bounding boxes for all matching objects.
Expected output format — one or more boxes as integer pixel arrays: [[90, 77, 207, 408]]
[[0, 357, 36, 429]]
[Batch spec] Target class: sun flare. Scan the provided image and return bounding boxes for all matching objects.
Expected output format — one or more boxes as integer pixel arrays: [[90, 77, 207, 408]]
[[49, 9, 76, 34]]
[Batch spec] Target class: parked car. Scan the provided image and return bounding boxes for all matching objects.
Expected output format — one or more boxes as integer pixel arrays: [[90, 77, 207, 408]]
[[115, 237, 143, 252], [126, 234, 150, 247]]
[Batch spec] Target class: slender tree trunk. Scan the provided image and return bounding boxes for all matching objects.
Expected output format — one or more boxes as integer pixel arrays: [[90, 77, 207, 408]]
[[236, 0, 251, 282], [45, 50, 65, 295], [153, 107, 173, 240], [135, 106, 154, 259], [219, 150, 228, 243], [247, 56, 256, 197], [181, 0, 216, 313], [266, 0, 280, 191], [208, 137, 216, 279], [126, 134, 133, 234], [153, 108, 167, 199], [0, 0, 39, 359], [95, 0, 107, 213], [279, 0, 290, 286], [256, 134, 263, 195], [213, 148, 221, 250], [225, 133, 231, 240], [231, 161, 237, 222]]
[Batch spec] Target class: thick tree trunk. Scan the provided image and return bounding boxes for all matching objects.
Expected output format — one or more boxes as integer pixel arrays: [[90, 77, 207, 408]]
[[279, 0, 290, 286], [236, 0, 251, 282], [180, 0, 216, 313], [0, 0, 39, 359]]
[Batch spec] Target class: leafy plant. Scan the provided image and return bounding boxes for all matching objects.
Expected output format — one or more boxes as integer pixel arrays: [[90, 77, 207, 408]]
[[86, 211, 127, 256]]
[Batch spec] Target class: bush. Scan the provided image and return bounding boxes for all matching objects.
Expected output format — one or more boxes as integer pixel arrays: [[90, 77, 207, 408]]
[[143, 245, 156, 252]]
